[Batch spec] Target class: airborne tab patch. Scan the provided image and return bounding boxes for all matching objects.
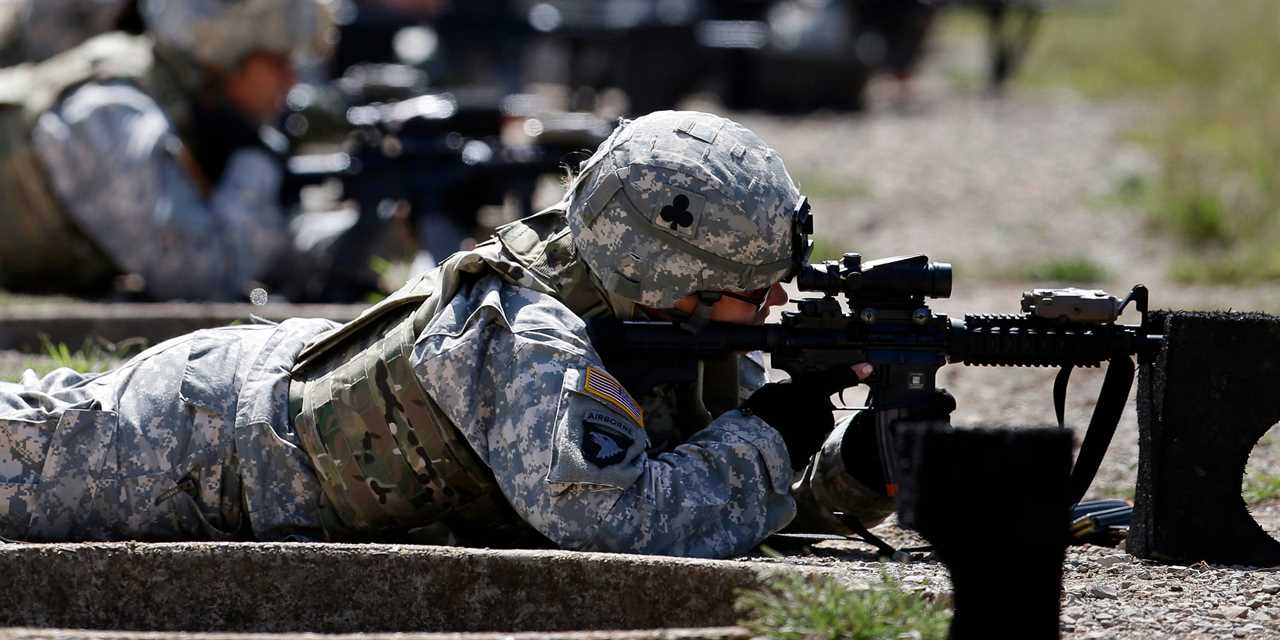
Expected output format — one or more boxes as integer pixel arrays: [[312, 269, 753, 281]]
[[583, 366, 644, 428]]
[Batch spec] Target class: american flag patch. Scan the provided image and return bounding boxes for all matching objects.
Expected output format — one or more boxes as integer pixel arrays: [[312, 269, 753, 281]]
[[583, 366, 644, 428]]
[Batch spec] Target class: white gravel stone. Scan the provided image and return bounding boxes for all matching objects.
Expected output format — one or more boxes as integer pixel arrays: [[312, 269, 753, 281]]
[[1098, 555, 1132, 568], [1217, 606, 1250, 620]]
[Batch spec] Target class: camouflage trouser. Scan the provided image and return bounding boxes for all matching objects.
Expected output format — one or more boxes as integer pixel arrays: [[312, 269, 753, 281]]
[[0, 320, 336, 542]]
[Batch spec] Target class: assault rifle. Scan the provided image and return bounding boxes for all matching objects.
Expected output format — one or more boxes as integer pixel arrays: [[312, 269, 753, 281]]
[[588, 247, 1164, 544], [284, 89, 607, 246], [279, 68, 610, 300], [283, 71, 611, 232]]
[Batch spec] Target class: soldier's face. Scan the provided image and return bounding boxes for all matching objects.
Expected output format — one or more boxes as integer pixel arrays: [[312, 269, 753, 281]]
[[222, 52, 298, 123], [670, 282, 788, 325]]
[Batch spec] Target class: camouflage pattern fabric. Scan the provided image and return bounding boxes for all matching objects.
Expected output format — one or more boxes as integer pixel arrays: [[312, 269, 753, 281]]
[[0, 33, 203, 294], [30, 80, 287, 301], [410, 272, 797, 557], [0, 225, 875, 552], [287, 204, 807, 556], [790, 411, 897, 534], [0, 102, 881, 555], [567, 111, 801, 308], [0, 318, 337, 541]]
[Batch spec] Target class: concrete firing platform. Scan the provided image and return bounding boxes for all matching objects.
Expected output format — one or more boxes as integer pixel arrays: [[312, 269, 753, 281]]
[[0, 542, 835, 637], [0, 303, 365, 351]]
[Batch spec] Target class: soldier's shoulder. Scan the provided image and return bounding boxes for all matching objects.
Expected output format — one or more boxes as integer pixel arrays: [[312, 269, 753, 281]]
[[430, 273, 593, 353]]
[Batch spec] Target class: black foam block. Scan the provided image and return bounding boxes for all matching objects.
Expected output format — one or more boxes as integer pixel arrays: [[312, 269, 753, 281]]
[[1129, 310, 1280, 566], [896, 426, 1072, 640]]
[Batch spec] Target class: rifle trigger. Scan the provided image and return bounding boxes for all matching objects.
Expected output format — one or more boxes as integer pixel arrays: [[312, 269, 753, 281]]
[[1054, 365, 1073, 430]]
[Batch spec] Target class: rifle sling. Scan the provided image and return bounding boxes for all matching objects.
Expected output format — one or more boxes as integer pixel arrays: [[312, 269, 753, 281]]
[[1053, 365, 1072, 430], [834, 512, 932, 558], [1065, 355, 1136, 505], [835, 511, 899, 557]]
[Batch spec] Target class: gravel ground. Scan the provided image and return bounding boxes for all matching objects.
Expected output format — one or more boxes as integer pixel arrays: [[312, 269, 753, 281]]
[[728, 32, 1280, 639]]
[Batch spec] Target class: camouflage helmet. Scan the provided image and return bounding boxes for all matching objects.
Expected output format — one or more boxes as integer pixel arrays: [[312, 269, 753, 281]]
[[141, 0, 333, 70], [567, 110, 806, 309]]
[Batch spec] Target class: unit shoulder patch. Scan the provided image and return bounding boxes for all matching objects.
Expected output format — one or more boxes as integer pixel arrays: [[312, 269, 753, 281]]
[[581, 413, 635, 468]]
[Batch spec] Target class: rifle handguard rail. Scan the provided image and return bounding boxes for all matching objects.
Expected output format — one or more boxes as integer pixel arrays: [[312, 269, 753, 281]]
[[950, 314, 1161, 369]]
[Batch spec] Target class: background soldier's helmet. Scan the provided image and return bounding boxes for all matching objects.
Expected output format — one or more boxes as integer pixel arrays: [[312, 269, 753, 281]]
[[141, 0, 332, 70], [566, 110, 804, 308]]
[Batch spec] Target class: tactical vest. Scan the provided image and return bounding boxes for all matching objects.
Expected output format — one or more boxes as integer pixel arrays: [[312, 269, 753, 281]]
[[289, 207, 751, 543], [0, 32, 191, 292], [288, 209, 608, 545]]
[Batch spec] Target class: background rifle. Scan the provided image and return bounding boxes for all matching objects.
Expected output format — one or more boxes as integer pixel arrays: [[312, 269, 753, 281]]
[[280, 65, 610, 300]]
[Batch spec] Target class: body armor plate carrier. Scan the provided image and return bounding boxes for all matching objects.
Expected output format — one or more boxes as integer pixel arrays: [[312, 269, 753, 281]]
[[288, 210, 581, 545]]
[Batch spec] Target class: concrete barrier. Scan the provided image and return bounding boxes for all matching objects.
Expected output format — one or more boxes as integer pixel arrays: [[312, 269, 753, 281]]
[[0, 542, 839, 635], [1129, 310, 1280, 566]]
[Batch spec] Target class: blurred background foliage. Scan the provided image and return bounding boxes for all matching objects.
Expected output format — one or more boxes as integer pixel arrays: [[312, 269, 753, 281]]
[[1019, 0, 1280, 283]]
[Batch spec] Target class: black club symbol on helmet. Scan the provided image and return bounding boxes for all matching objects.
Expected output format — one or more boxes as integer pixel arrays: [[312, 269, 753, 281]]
[[659, 195, 693, 231]]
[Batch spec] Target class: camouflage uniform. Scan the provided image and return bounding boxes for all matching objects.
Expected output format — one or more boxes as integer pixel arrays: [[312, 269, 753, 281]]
[[0, 318, 338, 541], [26, 67, 288, 299], [0, 111, 892, 556], [0, 0, 330, 299], [283, 110, 892, 555]]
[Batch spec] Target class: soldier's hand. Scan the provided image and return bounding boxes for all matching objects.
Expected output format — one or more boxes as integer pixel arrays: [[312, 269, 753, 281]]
[[189, 100, 282, 183], [742, 364, 872, 469]]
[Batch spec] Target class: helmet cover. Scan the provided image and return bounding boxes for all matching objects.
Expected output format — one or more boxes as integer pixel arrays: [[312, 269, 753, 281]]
[[141, 0, 333, 69], [567, 110, 804, 308]]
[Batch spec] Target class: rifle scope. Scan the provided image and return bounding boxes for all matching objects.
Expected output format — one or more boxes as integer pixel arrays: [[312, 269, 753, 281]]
[[796, 253, 952, 300]]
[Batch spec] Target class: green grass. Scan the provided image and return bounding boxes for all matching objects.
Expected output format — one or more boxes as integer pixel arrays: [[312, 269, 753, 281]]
[[736, 572, 951, 640], [1021, 256, 1109, 284], [795, 172, 872, 202], [809, 238, 845, 263], [1, 338, 139, 381], [1245, 471, 1280, 505], [1093, 481, 1137, 502], [41, 338, 128, 373], [1020, 1, 1280, 283]]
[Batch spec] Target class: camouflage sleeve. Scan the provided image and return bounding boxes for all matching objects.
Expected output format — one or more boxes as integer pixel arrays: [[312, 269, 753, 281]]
[[31, 80, 285, 301], [413, 277, 796, 558], [789, 411, 896, 535]]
